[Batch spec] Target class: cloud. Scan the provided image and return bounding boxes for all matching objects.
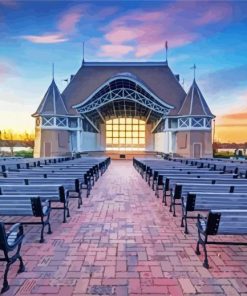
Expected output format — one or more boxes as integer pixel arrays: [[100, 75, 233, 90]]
[[21, 5, 87, 44], [57, 5, 87, 34], [21, 33, 68, 44], [194, 4, 232, 26], [98, 1, 233, 58], [222, 112, 247, 120], [99, 44, 134, 58]]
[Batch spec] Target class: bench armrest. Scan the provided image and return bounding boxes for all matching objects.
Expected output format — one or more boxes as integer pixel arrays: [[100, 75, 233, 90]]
[[197, 212, 221, 236], [31, 197, 51, 217], [6, 223, 24, 248], [7, 223, 23, 237]]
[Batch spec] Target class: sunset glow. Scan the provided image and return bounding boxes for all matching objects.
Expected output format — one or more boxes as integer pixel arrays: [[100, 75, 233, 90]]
[[0, 1, 247, 143]]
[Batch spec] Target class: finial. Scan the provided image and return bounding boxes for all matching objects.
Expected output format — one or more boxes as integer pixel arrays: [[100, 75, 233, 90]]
[[165, 40, 168, 63], [82, 41, 85, 65], [52, 63, 55, 80], [191, 64, 196, 80]]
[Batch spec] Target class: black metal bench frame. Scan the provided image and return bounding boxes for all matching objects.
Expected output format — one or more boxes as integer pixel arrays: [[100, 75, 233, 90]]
[[3, 197, 52, 243], [196, 212, 247, 268], [0, 223, 25, 293]]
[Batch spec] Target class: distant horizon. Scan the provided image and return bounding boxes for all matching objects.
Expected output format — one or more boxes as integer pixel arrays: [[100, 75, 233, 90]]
[[1, 0, 247, 143]]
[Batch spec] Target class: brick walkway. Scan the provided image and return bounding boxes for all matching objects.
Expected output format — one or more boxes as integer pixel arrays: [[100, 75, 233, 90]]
[[1, 160, 247, 295]]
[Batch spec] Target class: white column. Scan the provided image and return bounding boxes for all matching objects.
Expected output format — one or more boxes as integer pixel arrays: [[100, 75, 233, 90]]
[[76, 118, 81, 152]]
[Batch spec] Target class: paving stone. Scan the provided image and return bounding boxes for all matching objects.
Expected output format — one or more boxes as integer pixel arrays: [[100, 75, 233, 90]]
[[1, 160, 247, 295]]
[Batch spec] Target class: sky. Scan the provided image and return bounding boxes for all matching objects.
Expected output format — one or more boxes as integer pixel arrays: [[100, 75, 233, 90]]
[[0, 0, 247, 143]]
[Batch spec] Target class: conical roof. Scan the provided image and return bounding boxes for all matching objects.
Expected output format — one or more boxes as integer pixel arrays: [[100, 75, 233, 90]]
[[33, 79, 68, 116], [178, 79, 214, 117]]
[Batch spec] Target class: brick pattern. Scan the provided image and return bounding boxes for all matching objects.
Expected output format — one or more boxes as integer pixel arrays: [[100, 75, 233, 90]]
[[0, 160, 247, 295]]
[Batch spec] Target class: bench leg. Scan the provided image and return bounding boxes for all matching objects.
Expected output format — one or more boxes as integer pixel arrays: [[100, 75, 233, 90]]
[[87, 184, 90, 198], [66, 201, 70, 218], [169, 194, 173, 213], [184, 216, 188, 234], [162, 189, 167, 206], [63, 205, 67, 223], [47, 212, 52, 235], [173, 202, 176, 217], [1, 262, 11, 294], [202, 243, 209, 269], [17, 254, 25, 274], [181, 215, 184, 227], [78, 193, 83, 209], [196, 229, 209, 269], [40, 221, 45, 243], [155, 185, 158, 198]]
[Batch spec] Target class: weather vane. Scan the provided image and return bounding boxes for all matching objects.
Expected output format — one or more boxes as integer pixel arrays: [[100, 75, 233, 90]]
[[191, 64, 196, 80]]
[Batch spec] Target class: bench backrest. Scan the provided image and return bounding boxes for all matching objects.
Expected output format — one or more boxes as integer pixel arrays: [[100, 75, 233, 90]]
[[206, 210, 247, 235]]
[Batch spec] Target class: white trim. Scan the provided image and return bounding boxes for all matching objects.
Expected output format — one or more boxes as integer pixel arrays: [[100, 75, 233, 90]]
[[189, 83, 195, 115], [80, 61, 168, 67], [193, 142, 202, 158], [166, 115, 213, 119], [73, 75, 174, 110]]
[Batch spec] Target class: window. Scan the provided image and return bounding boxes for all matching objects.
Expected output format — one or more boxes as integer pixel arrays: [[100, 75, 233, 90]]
[[106, 118, 145, 151]]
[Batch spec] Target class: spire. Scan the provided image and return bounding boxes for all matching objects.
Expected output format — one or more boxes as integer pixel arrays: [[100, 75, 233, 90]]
[[32, 79, 68, 117], [82, 41, 85, 65], [178, 79, 214, 117], [52, 63, 55, 80], [190, 64, 196, 80], [165, 40, 168, 63]]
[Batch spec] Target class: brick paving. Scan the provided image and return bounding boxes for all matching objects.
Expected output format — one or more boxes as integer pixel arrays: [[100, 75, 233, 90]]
[[1, 160, 247, 295]]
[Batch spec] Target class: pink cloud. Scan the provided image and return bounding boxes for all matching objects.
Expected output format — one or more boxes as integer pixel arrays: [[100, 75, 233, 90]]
[[57, 5, 87, 34], [98, 1, 233, 58], [99, 44, 134, 58], [195, 4, 232, 25], [21, 5, 87, 44], [105, 27, 142, 44], [21, 33, 68, 44]]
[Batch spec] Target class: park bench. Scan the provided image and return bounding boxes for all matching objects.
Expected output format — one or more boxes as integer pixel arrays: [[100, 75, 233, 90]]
[[0, 177, 82, 208], [0, 223, 25, 293], [181, 192, 247, 234], [170, 183, 247, 217], [152, 169, 227, 190], [160, 174, 239, 203], [0, 195, 51, 243], [0, 184, 69, 223], [196, 210, 247, 268], [3, 171, 92, 197]]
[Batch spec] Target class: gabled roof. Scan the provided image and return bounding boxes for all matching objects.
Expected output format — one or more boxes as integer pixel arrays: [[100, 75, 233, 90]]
[[61, 62, 186, 115], [178, 79, 214, 117], [33, 79, 68, 116]]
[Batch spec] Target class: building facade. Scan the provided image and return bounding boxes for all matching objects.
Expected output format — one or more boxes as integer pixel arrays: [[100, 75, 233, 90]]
[[33, 61, 214, 158]]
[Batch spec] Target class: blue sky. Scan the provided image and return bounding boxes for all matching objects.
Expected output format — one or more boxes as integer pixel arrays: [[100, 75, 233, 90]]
[[0, 0, 247, 141]]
